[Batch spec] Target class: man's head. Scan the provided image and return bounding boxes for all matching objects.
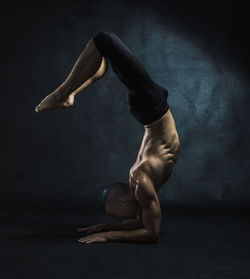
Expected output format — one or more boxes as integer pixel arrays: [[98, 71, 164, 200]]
[[101, 183, 138, 220]]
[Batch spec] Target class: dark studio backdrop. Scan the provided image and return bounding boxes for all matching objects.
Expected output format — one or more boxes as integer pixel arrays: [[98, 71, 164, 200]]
[[1, 0, 250, 224]]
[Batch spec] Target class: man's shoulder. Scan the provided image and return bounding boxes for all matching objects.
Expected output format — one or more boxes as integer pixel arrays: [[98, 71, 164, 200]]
[[133, 172, 157, 207], [130, 159, 155, 181]]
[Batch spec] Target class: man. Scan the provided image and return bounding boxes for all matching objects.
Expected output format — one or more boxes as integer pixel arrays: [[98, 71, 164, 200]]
[[35, 31, 180, 243]]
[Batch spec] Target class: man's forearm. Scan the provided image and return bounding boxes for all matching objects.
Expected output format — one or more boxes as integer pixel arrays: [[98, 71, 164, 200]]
[[106, 228, 158, 243], [100, 219, 141, 231]]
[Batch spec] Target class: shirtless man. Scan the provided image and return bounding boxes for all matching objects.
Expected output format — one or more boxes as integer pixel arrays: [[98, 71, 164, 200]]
[[35, 31, 180, 244]]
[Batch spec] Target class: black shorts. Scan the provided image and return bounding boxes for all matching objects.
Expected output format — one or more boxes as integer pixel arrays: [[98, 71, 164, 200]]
[[93, 31, 169, 125]]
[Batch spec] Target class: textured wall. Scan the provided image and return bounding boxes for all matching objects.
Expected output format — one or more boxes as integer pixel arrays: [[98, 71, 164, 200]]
[[1, 0, 249, 213]]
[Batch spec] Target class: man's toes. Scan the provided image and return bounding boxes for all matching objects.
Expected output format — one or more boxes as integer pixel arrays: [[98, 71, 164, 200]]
[[35, 94, 74, 112], [36, 104, 49, 112], [35, 105, 41, 112]]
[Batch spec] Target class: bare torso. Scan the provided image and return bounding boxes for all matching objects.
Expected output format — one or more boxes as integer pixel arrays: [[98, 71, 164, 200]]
[[129, 108, 180, 196]]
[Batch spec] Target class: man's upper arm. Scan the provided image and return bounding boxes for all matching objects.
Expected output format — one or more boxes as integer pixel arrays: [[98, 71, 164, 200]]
[[134, 176, 161, 241]]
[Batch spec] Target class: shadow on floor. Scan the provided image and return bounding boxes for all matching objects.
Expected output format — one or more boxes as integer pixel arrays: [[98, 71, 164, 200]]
[[1, 209, 250, 279]]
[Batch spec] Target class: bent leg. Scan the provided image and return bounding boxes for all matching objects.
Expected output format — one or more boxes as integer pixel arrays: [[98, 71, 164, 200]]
[[93, 31, 169, 125], [70, 56, 108, 96], [35, 30, 169, 124], [93, 31, 156, 93], [35, 38, 108, 113]]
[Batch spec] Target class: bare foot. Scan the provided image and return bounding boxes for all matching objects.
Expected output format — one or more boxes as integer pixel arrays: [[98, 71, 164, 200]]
[[35, 92, 75, 113], [35, 56, 108, 113]]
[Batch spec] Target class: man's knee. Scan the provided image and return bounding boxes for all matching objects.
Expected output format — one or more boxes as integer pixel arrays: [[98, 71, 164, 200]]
[[94, 31, 114, 40], [93, 31, 116, 57]]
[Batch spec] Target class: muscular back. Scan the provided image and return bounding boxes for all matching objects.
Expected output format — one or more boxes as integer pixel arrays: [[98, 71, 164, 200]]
[[129, 108, 180, 193]]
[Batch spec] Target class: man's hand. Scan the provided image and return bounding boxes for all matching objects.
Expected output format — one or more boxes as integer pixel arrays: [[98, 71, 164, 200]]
[[76, 224, 105, 234], [78, 232, 109, 244]]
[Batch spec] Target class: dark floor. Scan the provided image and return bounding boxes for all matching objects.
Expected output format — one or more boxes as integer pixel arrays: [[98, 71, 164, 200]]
[[1, 209, 250, 279]]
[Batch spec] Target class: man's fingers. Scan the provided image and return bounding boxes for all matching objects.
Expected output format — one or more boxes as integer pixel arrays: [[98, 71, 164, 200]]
[[78, 238, 94, 244], [78, 234, 94, 242], [78, 238, 88, 242], [78, 234, 105, 244]]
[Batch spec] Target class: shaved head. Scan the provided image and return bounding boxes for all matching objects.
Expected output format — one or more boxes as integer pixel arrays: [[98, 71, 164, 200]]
[[102, 182, 138, 219]]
